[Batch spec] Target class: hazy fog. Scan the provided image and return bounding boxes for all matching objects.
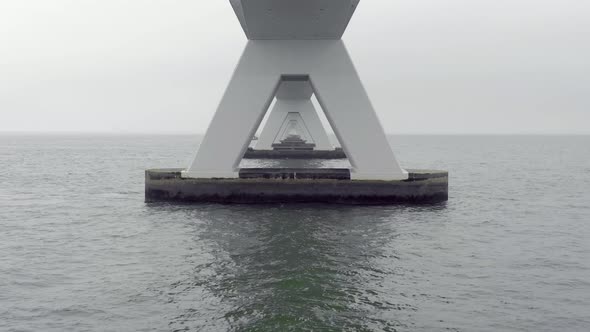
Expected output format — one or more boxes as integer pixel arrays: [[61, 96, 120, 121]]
[[1, 0, 589, 134]]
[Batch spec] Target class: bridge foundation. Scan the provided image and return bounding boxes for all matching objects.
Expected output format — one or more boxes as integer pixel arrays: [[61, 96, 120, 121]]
[[146, 169, 448, 205], [145, 0, 448, 204]]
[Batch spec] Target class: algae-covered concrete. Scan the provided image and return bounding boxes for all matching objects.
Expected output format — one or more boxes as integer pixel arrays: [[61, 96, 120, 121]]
[[145, 169, 448, 205]]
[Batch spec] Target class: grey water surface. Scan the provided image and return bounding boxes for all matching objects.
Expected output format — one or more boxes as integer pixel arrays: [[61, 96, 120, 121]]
[[1, 135, 589, 331]]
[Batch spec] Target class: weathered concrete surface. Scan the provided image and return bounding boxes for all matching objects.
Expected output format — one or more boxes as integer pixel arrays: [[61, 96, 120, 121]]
[[145, 168, 448, 205], [239, 168, 351, 180], [243, 148, 347, 159]]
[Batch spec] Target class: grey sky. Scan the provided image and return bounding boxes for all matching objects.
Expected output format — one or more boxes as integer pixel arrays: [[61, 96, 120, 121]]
[[1, 0, 589, 134]]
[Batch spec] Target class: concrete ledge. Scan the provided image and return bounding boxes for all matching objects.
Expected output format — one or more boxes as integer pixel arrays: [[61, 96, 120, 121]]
[[145, 168, 448, 205], [243, 148, 347, 159]]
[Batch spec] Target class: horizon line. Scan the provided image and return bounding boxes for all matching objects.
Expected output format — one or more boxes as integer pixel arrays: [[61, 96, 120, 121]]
[[1, 130, 589, 136]]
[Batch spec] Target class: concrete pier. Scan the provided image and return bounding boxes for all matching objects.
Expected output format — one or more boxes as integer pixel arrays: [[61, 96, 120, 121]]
[[145, 169, 448, 205]]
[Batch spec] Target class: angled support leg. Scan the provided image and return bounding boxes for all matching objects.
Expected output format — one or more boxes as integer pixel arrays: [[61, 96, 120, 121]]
[[182, 44, 280, 178], [309, 42, 408, 180], [297, 101, 333, 150], [255, 102, 288, 150]]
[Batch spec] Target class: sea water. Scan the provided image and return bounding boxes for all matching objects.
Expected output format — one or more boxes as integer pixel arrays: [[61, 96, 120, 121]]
[[1, 135, 589, 331]]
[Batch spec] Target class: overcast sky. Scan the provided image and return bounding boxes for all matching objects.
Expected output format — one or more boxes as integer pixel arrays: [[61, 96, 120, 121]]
[[1, 0, 589, 134]]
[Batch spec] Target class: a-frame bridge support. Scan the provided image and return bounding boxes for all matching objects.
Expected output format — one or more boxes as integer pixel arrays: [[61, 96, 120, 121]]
[[255, 80, 333, 151], [182, 40, 408, 180]]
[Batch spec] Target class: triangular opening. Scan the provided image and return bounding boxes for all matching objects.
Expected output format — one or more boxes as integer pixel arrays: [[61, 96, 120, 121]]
[[240, 75, 349, 168]]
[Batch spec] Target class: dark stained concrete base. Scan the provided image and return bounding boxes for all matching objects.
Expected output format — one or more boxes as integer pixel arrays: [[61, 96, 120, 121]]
[[145, 168, 448, 205], [243, 148, 347, 159]]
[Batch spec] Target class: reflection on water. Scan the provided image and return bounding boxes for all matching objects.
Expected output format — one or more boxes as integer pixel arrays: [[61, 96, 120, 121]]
[[147, 203, 448, 331]]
